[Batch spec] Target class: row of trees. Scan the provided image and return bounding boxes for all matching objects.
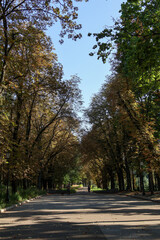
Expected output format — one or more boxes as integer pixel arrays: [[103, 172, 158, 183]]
[[81, 0, 160, 194], [0, 0, 87, 195]]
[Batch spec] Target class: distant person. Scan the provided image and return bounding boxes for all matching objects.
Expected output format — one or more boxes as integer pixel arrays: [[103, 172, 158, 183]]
[[88, 185, 90, 193]]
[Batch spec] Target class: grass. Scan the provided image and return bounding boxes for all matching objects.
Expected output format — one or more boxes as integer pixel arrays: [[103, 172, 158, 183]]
[[91, 186, 119, 193], [91, 186, 103, 191], [0, 186, 46, 210]]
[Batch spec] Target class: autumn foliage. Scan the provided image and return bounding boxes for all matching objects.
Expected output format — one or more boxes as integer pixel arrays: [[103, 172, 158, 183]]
[[83, 0, 160, 194], [0, 0, 86, 195]]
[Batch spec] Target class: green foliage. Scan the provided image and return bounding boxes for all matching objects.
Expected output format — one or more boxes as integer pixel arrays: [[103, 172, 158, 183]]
[[63, 174, 70, 185], [91, 186, 103, 191], [91, 0, 160, 72], [85, 0, 160, 194], [0, 186, 46, 210], [18, 187, 46, 200], [63, 170, 81, 185], [90, 0, 160, 110]]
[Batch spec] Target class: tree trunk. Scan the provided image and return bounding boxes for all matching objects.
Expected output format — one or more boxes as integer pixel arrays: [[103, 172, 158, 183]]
[[11, 93, 23, 193], [0, 166, 3, 186], [96, 179, 101, 188], [38, 171, 43, 190], [102, 178, 108, 190], [23, 178, 27, 190], [117, 167, 124, 191], [131, 169, 135, 191], [43, 178, 47, 190], [109, 170, 115, 190], [155, 173, 160, 191], [101, 167, 108, 190], [125, 162, 132, 191], [148, 171, 154, 195], [11, 176, 17, 194], [140, 172, 145, 195], [48, 178, 53, 190]]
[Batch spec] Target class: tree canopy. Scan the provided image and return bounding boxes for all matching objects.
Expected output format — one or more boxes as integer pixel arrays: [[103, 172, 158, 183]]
[[0, 0, 86, 194], [83, 0, 160, 194], [0, 0, 160, 198]]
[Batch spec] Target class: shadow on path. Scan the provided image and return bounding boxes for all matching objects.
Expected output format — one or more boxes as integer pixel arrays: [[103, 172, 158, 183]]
[[1, 192, 160, 239]]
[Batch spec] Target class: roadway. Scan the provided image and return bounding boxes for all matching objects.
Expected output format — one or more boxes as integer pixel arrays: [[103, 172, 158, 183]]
[[0, 188, 160, 239]]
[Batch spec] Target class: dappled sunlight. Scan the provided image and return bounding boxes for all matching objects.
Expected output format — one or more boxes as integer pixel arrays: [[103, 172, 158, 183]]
[[1, 193, 160, 239]]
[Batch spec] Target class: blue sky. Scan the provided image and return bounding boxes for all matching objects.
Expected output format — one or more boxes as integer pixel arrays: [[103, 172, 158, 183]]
[[47, 0, 126, 108]]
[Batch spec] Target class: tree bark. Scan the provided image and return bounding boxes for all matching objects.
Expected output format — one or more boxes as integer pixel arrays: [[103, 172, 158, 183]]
[[148, 171, 154, 195], [109, 169, 115, 190], [125, 160, 132, 191], [140, 172, 145, 195], [155, 173, 160, 191], [23, 178, 27, 190], [131, 169, 135, 191], [38, 171, 43, 190], [11, 176, 17, 194], [101, 165, 108, 190], [117, 167, 124, 191]]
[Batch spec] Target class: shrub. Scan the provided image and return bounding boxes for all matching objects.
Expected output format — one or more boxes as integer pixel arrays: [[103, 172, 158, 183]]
[[0, 186, 46, 210]]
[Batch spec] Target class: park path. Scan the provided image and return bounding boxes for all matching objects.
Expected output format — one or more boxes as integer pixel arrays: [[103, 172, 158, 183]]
[[1, 189, 160, 239]]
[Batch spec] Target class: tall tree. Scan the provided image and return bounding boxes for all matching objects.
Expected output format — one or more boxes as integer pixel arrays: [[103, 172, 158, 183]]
[[87, 0, 160, 193], [89, 0, 160, 138], [0, 0, 88, 85]]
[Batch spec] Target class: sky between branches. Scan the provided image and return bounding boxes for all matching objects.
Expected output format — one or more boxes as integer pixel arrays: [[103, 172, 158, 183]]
[[47, 0, 126, 109]]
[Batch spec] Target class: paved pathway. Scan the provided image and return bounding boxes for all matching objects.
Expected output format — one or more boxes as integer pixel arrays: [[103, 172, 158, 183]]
[[1, 189, 160, 239]]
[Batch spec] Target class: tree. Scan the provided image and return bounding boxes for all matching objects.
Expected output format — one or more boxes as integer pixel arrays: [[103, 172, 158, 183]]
[[82, 70, 160, 192], [89, 0, 160, 136], [0, 22, 83, 193], [0, 0, 87, 195], [0, 0, 88, 85], [87, 0, 160, 194]]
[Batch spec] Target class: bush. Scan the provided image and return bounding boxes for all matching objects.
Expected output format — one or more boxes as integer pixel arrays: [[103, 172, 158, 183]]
[[0, 186, 46, 210]]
